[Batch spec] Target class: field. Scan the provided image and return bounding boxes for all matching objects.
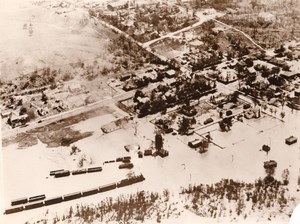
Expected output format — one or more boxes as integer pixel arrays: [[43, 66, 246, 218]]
[[0, 0, 116, 82]]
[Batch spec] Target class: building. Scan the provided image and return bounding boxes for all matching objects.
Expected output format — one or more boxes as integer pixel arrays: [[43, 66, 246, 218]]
[[101, 117, 129, 133], [263, 160, 277, 169], [280, 72, 300, 80], [285, 136, 297, 145], [165, 70, 176, 78], [188, 139, 202, 148], [68, 83, 82, 94], [218, 69, 237, 84], [107, 1, 128, 11], [9, 112, 28, 128], [1, 109, 12, 118]]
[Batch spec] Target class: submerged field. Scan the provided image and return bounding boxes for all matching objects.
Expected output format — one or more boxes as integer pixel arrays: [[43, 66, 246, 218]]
[[1, 103, 299, 223]]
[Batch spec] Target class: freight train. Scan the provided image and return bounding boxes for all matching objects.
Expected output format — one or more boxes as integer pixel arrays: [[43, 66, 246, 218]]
[[4, 174, 145, 215]]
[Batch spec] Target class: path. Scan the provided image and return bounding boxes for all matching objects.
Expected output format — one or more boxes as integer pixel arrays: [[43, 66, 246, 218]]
[[212, 19, 265, 51], [2, 82, 160, 140], [143, 12, 224, 48]]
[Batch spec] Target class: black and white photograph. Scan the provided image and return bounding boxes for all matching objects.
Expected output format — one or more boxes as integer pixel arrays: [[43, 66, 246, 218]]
[[0, 0, 300, 223]]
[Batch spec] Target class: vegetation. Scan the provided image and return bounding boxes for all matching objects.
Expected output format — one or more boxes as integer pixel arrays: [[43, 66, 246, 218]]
[[134, 76, 216, 117], [96, 3, 197, 43], [218, 0, 300, 48], [182, 177, 293, 220], [28, 176, 295, 224]]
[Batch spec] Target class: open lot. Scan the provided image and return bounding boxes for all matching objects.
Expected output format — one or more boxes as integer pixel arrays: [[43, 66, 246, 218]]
[[0, 0, 118, 82]]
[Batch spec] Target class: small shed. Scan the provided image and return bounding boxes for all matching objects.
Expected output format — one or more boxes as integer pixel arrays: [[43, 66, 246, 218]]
[[144, 149, 153, 156], [188, 139, 202, 148], [285, 136, 297, 145], [263, 160, 277, 169], [107, 1, 128, 11]]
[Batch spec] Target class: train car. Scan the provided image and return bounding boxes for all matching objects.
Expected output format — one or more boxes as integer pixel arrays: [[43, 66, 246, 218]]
[[122, 158, 131, 163], [4, 206, 24, 214], [116, 157, 123, 162], [119, 163, 134, 169], [54, 170, 70, 178], [99, 183, 117, 192], [49, 169, 65, 176], [11, 197, 28, 206], [44, 196, 63, 206], [132, 174, 145, 183], [24, 201, 44, 210], [87, 167, 102, 173], [117, 178, 131, 188], [63, 192, 82, 201], [28, 194, 46, 203], [104, 160, 115, 164], [82, 187, 99, 197], [71, 169, 87, 175]]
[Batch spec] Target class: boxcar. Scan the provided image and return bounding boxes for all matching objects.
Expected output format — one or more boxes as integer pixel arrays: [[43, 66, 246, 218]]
[[11, 197, 28, 206], [63, 192, 82, 201], [44, 196, 63, 206], [29, 194, 46, 203], [4, 206, 24, 214], [116, 157, 123, 162], [117, 179, 130, 188], [82, 187, 99, 197], [50, 169, 65, 176], [72, 169, 87, 175], [54, 170, 70, 178], [99, 183, 117, 192], [24, 201, 44, 210], [122, 158, 131, 163], [119, 163, 134, 169], [87, 167, 102, 173]]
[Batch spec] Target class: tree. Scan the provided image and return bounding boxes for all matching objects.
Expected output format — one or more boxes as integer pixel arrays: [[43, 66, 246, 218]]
[[139, 101, 151, 117], [280, 111, 285, 119], [178, 117, 190, 135], [262, 144, 270, 155], [17, 99, 23, 106], [19, 107, 27, 116], [155, 134, 163, 151], [271, 66, 280, 75], [219, 120, 227, 131], [27, 108, 36, 121], [244, 58, 254, 67], [133, 90, 145, 103], [41, 92, 48, 104], [281, 169, 290, 185], [30, 71, 38, 84]]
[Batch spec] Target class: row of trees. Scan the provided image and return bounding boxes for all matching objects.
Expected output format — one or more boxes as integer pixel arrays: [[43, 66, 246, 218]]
[[36, 190, 178, 224], [182, 174, 291, 220]]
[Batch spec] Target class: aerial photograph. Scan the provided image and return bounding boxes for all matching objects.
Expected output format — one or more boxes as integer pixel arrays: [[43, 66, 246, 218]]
[[0, 0, 300, 223]]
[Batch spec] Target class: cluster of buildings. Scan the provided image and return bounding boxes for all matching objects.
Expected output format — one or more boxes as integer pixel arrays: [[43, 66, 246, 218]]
[[99, 1, 197, 43]]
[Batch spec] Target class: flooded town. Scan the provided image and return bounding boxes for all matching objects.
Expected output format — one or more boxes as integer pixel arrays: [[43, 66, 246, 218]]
[[0, 0, 300, 223]]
